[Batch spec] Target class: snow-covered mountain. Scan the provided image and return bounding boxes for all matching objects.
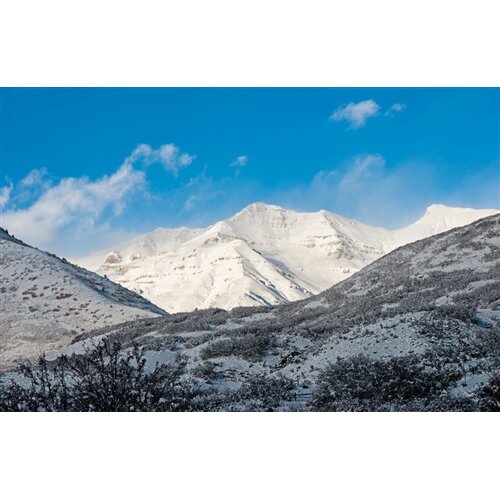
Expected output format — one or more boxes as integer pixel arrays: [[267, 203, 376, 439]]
[[72, 203, 498, 313], [0, 228, 166, 370], [45, 213, 500, 411]]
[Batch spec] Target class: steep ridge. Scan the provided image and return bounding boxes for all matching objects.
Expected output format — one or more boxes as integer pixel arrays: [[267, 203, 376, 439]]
[[0, 228, 166, 370], [72, 203, 498, 313], [46, 214, 500, 411]]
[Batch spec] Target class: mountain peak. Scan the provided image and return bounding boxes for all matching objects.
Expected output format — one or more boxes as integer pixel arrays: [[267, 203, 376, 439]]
[[234, 202, 286, 216], [423, 204, 475, 216], [424, 203, 452, 214], [422, 204, 499, 220]]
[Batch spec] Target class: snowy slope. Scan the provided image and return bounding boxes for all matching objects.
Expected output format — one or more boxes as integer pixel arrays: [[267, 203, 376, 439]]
[[57, 214, 500, 411], [0, 228, 166, 370], [72, 203, 498, 313]]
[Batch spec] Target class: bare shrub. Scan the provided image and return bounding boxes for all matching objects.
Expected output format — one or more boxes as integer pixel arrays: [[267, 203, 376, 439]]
[[0, 340, 198, 412], [200, 333, 275, 361], [309, 352, 463, 411], [479, 374, 500, 411], [193, 374, 295, 411], [192, 361, 219, 383]]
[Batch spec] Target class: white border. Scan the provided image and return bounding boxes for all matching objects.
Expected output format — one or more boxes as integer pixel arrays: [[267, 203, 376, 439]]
[[0, 0, 499, 86], [1, 413, 499, 499], [0, 2, 499, 498]]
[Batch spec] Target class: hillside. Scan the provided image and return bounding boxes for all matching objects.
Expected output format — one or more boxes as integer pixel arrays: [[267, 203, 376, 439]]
[[32, 214, 500, 411], [72, 203, 498, 312], [0, 228, 166, 370]]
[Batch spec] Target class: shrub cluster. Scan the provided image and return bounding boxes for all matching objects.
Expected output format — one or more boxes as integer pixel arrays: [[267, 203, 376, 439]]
[[200, 333, 275, 361], [0, 340, 199, 412], [193, 374, 296, 411], [308, 352, 464, 411], [479, 374, 500, 411], [192, 361, 219, 383]]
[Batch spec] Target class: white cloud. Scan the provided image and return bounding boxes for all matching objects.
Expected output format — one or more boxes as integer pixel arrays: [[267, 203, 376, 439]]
[[183, 194, 200, 211], [1, 162, 145, 249], [330, 99, 380, 129], [274, 154, 444, 228], [230, 155, 248, 176], [127, 143, 153, 163], [0, 142, 196, 253], [127, 143, 196, 175], [385, 103, 407, 116], [14, 167, 52, 204], [20, 167, 49, 187], [339, 153, 385, 186], [0, 183, 13, 208], [230, 155, 248, 168], [179, 152, 196, 167]]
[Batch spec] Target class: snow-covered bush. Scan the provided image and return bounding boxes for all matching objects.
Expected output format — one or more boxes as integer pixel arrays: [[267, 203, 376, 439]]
[[192, 361, 219, 383], [480, 374, 500, 411], [192, 374, 295, 411], [431, 304, 478, 324], [200, 333, 275, 361], [308, 352, 463, 411], [0, 340, 199, 412]]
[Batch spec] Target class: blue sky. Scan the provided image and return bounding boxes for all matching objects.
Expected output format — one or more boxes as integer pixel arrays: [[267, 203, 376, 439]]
[[0, 88, 498, 255]]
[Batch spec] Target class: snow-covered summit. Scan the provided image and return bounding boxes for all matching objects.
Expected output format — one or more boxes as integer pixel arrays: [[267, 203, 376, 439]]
[[392, 205, 498, 245], [71, 203, 499, 313]]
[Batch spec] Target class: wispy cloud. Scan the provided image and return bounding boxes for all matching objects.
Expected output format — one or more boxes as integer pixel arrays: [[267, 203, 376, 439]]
[[0, 183, 13, 208], [0, 141, 200, 252], [330, 99, 380, 129], [339, 154, 385, 187], [230, 155, 248, 168], [330, 100, 407, 129], [385, 103, 407, 117], [183, 194, 200, 211], [1, 162, 146, 250], [230, 155, 248, 175], [274, 154, 438, 227], [127, 143, 196, 175], [0, 142, 201, 254], [20, 167, 49, 187], [13, 167, 53, 204], [274, 153, 499, 228]]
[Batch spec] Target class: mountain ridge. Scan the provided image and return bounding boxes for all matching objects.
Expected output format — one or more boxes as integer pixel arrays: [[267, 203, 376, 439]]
[[71, 203, 498, 313]]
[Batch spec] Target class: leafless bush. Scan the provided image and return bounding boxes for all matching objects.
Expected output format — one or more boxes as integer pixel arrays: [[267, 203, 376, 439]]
[[0, 339, 198, 412], [200, 333, 275, 361], [192, 361, 219, 383], [193, 374, 295, 411], [309, 352, 463, 411], [479, 373, 500, 411]]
